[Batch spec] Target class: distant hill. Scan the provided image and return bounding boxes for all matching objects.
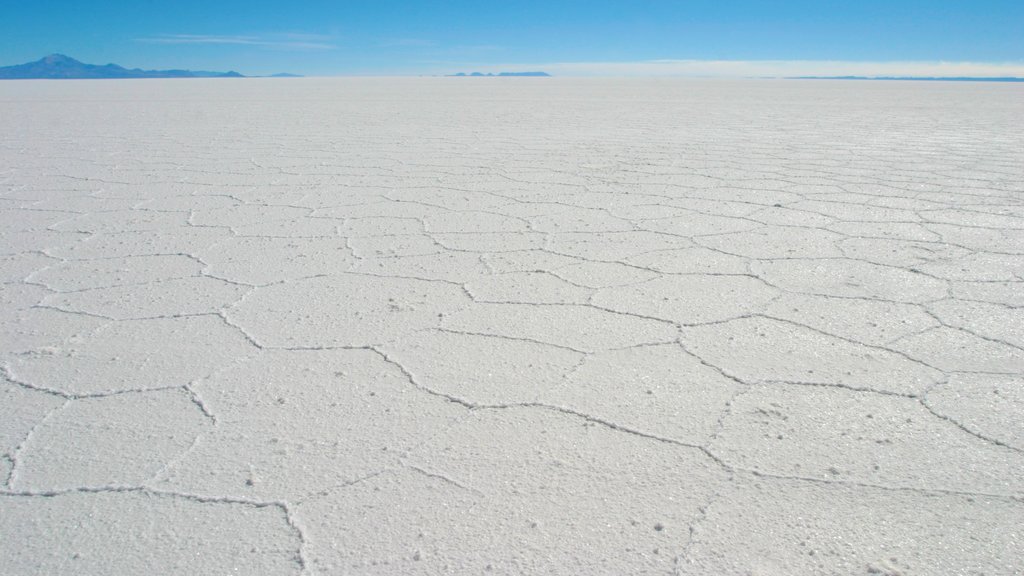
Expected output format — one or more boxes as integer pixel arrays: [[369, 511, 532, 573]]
[[449, 71, 551, 77], [790, 76, 1024, 82], [268, 73, 303, 78], [0, 54, 245, 79]]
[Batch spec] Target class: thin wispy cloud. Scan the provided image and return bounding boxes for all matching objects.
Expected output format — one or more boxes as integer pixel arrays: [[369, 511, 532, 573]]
[[378, 38, 435, 48], [454, 45, 505, 53], [139, 33, 336, 50]]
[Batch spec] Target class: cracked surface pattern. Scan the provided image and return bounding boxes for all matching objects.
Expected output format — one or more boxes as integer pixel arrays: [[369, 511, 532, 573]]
[[1, 78, 1022, 574]]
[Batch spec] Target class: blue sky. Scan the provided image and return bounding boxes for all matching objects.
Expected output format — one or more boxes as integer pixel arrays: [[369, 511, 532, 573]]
[[2, 1, 1023, 76]]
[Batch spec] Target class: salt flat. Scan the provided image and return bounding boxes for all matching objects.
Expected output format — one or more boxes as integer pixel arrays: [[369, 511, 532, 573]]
[[1, 78, 1022, 575]]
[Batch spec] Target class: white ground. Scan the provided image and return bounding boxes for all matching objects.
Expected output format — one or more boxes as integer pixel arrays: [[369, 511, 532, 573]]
[[1, 78, 1022, 575]]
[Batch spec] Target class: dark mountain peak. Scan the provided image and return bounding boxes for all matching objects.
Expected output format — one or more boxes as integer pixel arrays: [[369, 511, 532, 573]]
[[0, 54, 250, 79], [42, 54, 79, 64]]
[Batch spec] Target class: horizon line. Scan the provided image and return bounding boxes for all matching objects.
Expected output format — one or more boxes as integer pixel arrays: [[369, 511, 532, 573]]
[[5, 54, 1024, 79]]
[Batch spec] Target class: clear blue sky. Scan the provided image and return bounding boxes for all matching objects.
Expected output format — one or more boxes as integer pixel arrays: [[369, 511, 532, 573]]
[[2, 1, 1022, 76]]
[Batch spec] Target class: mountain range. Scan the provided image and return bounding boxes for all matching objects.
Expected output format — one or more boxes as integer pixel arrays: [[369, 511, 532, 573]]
[[0, 54, 261, 79]]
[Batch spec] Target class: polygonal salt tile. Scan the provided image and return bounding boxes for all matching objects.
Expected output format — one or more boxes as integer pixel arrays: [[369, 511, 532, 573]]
[[916, 252, 1024, 282], [748, 205, 835, 227], [349, 251, 490, 282], [189, 204, 310, 227], [0, 209, 79, 232], [763, 293, 939, 347], [697, 227, 845, 259], [638, 213, 759, 238], [688, 189, 799, 208], [134, 194, 238, 212], [949, 281, 1024, 307], [338, 216, 423, 236], [399, 408, 727, 574], [679, 477, 1023, 576], [0, 283, 50, 311], [385, 188, 508, 212], [709, 384, 1024, 495], [610, 204, 698, 220], [0, 377, 64, 456], [623, 246, 751, 275], [678, 317, 941, 395], [0, 252, 57, 283], [381, 330, 583, 405], [0, 231, 88, 256], [432, 232, 546, 252], [752, 258, 949, 303], [233, 216, 340, 238], [425, 211, 529, 234], [346, 234, 441, 258], [0, 491, 302, 575], [8, 315, 254, 395], [540, 343, 742, 444], [925, 373, 1024, 451], [50, 210, 189, 234], [481, 250, 583, 274], [157, 349, 465, 501], [790, 200, 922, 223], [924, 208, 1024, 229], [592, 275, 778, 324], [645, 173, 724, 189], [928, 299, 1024, 349], [890, 326, 1024, 373], [827, 221, 941, 242], [547, 231, 690, 261], [41, 276, 246, 320], [227, 273, 470, 348], [442, 302, 678, 353], [294, 192, 388, 210], [29, 196, 137, 214], [47, 228, 228, 260], [314, 199, 446, 220], [925, 223, 1024, 255], [664, 183, 768, 204], [11, 389, 210, 491], [199, 236, 354, 285], [529, 208, 634, 233], [465, 271, 591, 304], [27, 255, 202, 292], [551, 260, 659, 289], [297, 469, 498, 574], [838, 237, 970, 268], [491, 201, 579, 219], [0, 308, 106, 357]]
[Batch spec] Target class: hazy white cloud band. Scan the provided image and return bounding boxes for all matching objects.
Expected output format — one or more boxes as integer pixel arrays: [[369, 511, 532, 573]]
[[470, 59, 1024, 77]]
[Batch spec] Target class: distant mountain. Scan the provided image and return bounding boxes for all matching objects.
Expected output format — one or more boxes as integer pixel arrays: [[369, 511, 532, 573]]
[[0, 54, 244, 79], [449, 71, 551, 77], [268, 73, 303, 78], [789, 75, 1024, 82]]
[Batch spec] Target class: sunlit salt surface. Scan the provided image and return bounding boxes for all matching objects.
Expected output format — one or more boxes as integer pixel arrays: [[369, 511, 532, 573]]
[[1, 78, 1022, 575]]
